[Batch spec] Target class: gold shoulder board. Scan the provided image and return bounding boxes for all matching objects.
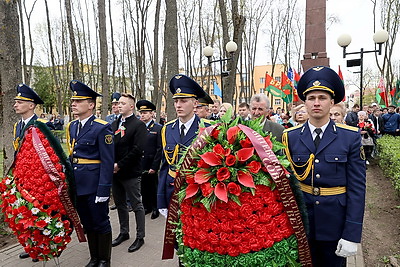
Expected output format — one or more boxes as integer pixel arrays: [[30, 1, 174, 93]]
[[283, 124, 302, 133], [94, 118, 108, 125], [336, 123, 359, 132]]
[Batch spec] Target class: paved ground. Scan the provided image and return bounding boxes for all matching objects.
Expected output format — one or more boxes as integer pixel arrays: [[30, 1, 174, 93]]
[[0, 209, 363, 267]]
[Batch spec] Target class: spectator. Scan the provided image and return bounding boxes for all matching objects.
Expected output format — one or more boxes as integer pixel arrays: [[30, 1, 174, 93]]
[[207, 99, 221, 120], [54, 114, 64, 130], [382, 104, 400, 136], [238, 102, 251, 120], [250, 94, 284, 142], [371, 109, 384, 138], [330, 103, 346, 124], [219, 102, 233, 118], [281, 114, 294, 129], [292, 104, 309, 125], [357, 111, 375, 165], [345, 104, 360, 126]]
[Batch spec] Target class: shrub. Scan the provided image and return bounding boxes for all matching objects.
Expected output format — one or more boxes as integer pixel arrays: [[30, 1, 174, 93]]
[[377, 135, 400, 194]]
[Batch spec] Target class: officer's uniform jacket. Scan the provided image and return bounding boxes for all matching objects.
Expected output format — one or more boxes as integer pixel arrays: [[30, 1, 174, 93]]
[[105, 113, 119, 124], [66, 115, 114, 197], [282, 120, 366, 243], [157, 115, 207, 209], [141, 120, 163, 171]]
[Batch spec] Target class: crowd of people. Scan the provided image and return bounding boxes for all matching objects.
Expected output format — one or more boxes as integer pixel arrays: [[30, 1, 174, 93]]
[[8, 65, 399, 267]]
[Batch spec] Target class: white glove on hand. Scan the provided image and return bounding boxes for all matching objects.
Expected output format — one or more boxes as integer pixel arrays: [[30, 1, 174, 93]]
[[159, 208, 168, 218], [95, 196, 109, 203], [335, 238, 358, 257]]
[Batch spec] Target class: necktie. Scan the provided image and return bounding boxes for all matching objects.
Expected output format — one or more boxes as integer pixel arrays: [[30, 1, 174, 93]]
[[77, 122, 82, 136], [21, 121, 25, 130], [314, 128, 322, 149], [180, 124, 186, 141]]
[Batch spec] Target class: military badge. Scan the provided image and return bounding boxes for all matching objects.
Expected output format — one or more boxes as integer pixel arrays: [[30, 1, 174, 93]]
[[312, 66, 324, 71], [105, 134, 113, 144], [313, 80, 321, 86], [176, 88, 182, 93]]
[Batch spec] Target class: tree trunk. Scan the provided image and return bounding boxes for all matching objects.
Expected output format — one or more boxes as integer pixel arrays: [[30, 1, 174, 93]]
[[164, 0, 179, 121], [65, 0, 81, 80], [153, 0, 161, 121], [0, 0, 22, 174], [98, 0, 109, 119]]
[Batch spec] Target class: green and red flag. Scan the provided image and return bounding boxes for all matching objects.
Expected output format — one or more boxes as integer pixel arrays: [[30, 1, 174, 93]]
[[376, 77, 389, 107], [292, 69, 301, 102], [392, 80, 400, 107], [264, 73, 283, 97], [281, 72, 293, 104]]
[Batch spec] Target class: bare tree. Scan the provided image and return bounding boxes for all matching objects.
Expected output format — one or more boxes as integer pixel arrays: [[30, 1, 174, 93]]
[[0, 0, 22, 172], [98, 0, 109, 119], [65, 0, 81, 80]]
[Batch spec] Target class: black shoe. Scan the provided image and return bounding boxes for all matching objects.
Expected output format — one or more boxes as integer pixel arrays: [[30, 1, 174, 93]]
[[19, 252, 29, 259], [32, 258, 39, 262], [85, 258, 98, 267], [97, 259, 110, 267], [151, 210, 159, 219], [112, 233, 129, 247], [128, 238, 144, 252], [109, 204, 117, 210]]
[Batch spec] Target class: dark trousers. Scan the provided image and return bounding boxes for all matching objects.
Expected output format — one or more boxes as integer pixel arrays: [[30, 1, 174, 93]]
[[309, 239, 346, 267], [76, 194, 111, 234], [141, 171, 158, 212], [112, 176, 145, 239]]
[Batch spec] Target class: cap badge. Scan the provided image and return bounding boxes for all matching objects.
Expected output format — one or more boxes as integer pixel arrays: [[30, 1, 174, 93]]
[[313, 81, 321, 86], [73, 91, 78, 96], [18, 84, 23, 87], [313, 67, 324, 71], [113, 98, 117, 102], [17, 93, 21, 96], [176, 88, 182, 93], [175, 75, 182, 79], [72, 80, 77, 84]]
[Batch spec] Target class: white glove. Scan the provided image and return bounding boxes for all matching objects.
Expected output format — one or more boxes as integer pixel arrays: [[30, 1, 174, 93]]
[[159, 208, 168, 218], [95, 196, 109, 203], [335, 238, 358, 257]]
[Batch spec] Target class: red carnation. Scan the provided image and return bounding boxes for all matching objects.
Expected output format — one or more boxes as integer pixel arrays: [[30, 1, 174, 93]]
[[227, 182, 241, 196], [216, 167, 230, 181], [247, 160, 261, 173], [226, 126, 240, 144], [213, 144, 225, 157], [225, 154, 236, 166]]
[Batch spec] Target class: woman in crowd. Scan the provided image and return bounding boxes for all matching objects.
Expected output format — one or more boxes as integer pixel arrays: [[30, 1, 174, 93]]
[[291, 104, 308, 125], [330, 103, 346, 124], [219, 102, 234, 118], [357, 111, 375, 165]]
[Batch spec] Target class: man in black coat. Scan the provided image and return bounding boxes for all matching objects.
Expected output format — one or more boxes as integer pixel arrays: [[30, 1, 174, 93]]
[[111, 93, 148, 253], [136, 100, 163, 219]]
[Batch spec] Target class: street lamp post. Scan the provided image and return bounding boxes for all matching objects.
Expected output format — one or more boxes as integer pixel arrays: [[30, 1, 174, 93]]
[[203, 41, 238, 102], [337, 30, 389, 108]]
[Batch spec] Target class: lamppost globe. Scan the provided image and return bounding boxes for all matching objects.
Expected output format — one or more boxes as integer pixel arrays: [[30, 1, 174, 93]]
[[373, 29, 389, 44], [337, 34, 352, 47], [148, 85, 154, 91], [203, 46, 214, 57], [225, 41, 237, 53]]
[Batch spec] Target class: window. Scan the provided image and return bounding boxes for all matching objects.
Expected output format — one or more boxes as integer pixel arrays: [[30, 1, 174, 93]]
[[260, 77, 265, 84], [274, 76, 281, 82], [260, 88, 264, 93], [274, 99, 281, 105]]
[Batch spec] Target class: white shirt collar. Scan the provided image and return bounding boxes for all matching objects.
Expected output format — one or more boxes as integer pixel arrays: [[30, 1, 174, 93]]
[[145, 120, 153, 127], [179, 114, 196, 135], [22, 114, 36, 125], [79, 115, 93, 127], [308, 120, 330, 139]]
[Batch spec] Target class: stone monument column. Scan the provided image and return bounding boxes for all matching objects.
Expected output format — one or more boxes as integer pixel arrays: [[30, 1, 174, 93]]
[[301, 0, 330, 72]]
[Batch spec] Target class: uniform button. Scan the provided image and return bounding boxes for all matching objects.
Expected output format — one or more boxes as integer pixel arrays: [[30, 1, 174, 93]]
[[315, 159, 320, 163], [74, 167, 77, 170], [335, 157, 339, 161], [73, 151, 76, 154], [315, 201, 320, 205], [316, 174, 321, 179]]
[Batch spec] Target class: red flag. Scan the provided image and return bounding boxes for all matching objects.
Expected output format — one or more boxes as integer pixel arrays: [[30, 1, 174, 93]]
[[292, 69, 300, 102], [338, 65, 346, 102], [281, 72, 293, 104], [264, 73, 283, 97], [377, 77, 389, 107]]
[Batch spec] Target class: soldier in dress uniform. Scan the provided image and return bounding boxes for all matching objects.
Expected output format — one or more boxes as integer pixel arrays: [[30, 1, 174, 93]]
[[136, 100, 163, 219], [66, 80, 114, 267], [13, 84, 47, 262], [105, 92, 121, 123], [195, 93, 214, 119], [282, 66, 366, 267], [157, 74, 208, 217]]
